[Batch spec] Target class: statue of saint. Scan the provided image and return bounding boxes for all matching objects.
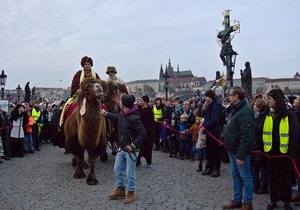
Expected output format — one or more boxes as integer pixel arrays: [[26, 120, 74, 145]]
[[24, 82, 31, 102], [240, 61, 253, 100], [31, 86, 36, 100]]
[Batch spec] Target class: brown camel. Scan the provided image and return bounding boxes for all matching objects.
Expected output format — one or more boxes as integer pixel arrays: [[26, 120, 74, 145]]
[[64, 77, 107, 185], [103, 81, 128, 155]]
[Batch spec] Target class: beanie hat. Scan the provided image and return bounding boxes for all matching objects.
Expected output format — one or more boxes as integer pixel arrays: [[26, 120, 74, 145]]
[[141, 95, 150, 103], [121, 94, 135, 108], [205, 90, 215, 99], [81, 56, 93, 67], [106, 66, 117, 74]]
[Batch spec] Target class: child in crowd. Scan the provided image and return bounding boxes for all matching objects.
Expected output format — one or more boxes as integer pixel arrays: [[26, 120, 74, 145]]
[[168, 119, 178, 158], [178, 113, 190, 160], [24, 109, 35, 153], [196, 118, 207, 172], [159, 118, 171, 152], [186, 116, 202, 161]]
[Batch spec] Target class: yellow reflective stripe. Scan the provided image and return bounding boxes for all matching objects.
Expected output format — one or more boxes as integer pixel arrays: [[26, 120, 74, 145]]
[[263, 115, 273, 152], [279, 116, 289, 154]]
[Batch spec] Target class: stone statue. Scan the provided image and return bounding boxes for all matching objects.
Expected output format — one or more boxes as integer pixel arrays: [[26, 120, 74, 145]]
[[240, 61, 253, 100], [24, 82, 31, 102], [31, 86, 36, 100]]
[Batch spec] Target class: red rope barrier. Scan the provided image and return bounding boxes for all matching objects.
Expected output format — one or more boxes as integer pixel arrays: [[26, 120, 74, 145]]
[[155, 121, 300, 178]]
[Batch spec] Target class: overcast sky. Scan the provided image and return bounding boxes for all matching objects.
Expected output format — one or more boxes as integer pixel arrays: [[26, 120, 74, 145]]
[[0, 0, 299, 90]]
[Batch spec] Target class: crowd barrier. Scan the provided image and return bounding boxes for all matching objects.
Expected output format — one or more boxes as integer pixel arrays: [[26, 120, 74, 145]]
[[156, 121, 300, 178]]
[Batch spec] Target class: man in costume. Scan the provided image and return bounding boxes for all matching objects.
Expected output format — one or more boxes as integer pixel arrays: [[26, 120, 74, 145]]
[[106, 66, 129, 94], [59, 56, 100, 127]]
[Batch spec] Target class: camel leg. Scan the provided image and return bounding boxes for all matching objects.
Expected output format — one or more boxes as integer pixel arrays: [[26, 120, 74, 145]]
[[86, 153, 99, 185], [73, 155, 86, 179]]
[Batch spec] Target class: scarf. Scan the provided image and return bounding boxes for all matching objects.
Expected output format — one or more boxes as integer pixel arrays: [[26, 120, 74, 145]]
[[79, 69, 97, 85]]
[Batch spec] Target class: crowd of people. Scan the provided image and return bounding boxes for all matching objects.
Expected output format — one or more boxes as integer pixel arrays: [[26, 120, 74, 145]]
[[1, 56, 300, 209], [0, 100, 65, 162], [135, 87, 300, 210]]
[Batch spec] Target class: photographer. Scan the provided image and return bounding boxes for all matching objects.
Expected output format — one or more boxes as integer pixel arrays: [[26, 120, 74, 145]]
[[101, 94, 146, 204]]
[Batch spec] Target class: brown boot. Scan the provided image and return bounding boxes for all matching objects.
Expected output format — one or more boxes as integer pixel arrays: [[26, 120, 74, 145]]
[[124, 191, 135, 204], [240, 203, 253, 210], [223, 201, 242, 209], [108, 187, 125, 200]]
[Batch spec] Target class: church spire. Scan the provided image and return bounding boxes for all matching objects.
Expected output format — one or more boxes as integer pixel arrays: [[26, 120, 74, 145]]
[[159, 64, 164, 79], [177, 64, 179, 72]]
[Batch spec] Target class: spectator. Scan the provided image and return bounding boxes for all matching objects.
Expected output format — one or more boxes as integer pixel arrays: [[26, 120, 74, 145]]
[[252, 98, 269, 194], [168, 119, 178, 158], [0, 106, 11, 160], [10, 104, 29, 158], [262, 89, 299, 210], [223, 87, 255, 210], [202, 90, 223, 177], [153, 97, 165, 150], [178, 113, 190, 160]]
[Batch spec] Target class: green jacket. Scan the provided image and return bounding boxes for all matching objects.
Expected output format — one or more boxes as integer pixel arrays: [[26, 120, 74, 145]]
[[223, 99, 255, 160]]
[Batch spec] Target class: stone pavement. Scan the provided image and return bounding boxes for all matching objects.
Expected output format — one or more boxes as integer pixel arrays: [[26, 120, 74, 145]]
[[0, 144, 293, 210]]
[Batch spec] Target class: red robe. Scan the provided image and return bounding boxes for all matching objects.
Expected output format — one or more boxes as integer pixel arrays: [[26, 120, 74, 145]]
[[138, 105, 155, 165]]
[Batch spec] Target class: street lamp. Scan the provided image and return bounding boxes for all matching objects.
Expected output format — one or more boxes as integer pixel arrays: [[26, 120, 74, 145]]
[[16, 84, 22, 102], [163, 69, 170, 100], [0, 70, 7, 99]]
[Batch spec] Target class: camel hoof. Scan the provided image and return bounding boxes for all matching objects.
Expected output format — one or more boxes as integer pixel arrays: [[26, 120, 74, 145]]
[[72, 159, 77, 168], [100, 152, 108, 162], [74, 172, 86, 179], [87, 177, 99, 185], [82, 161, 90, 169]]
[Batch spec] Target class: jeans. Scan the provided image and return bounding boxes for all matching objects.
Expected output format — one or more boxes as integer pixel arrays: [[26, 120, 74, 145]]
[[114, 150, 139, 192], [24, 134, 34, 152], [179, 140, 189, 157], [229, 153, 253, 204]]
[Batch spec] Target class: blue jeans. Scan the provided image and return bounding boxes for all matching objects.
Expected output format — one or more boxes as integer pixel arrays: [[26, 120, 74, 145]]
[[229, 153, 253, 204], [114, 150, 139, 192], [24, 134, 34, 152]]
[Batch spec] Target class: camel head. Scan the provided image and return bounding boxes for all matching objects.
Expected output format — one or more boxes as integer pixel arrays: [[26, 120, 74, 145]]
[[80, 78, 104, 99]]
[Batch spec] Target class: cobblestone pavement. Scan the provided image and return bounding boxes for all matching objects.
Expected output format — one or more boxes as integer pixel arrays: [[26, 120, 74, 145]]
[[0, 144, 294, 210]]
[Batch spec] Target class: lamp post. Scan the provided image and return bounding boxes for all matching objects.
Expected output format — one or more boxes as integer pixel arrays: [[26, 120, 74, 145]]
[[163, 69, 170, 100], [0, 70, 7, 99], [16, 84, 22, 102]]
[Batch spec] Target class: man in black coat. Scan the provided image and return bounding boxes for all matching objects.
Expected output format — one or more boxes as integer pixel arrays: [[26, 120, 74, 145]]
[[102, 94, 146, 204]]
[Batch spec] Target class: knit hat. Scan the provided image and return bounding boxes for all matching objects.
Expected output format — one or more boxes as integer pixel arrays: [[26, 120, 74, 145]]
[[141, 95, 150, 103], [205, 90, 215, 99], [81, 56, 93, 67], [106, 66, 117, 74], [121, 94, 135, 108]]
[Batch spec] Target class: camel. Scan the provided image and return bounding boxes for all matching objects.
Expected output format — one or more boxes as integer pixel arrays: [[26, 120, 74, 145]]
[[64, 77, 107, 185], [103, 81, 128, 155]]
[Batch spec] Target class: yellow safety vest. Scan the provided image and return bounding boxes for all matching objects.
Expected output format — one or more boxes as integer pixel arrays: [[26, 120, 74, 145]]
[[31, 107, 41, 122], [153, 106, 163, 120], [262, 115, 289, 154]]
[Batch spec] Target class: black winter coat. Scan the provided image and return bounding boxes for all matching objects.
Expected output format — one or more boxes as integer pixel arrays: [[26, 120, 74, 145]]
[[105, 105, 147, 151], [223, 99, 255, 160]]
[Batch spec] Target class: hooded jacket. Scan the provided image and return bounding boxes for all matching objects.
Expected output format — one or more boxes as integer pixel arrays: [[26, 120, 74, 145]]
[[105, 105, 147, 150]]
